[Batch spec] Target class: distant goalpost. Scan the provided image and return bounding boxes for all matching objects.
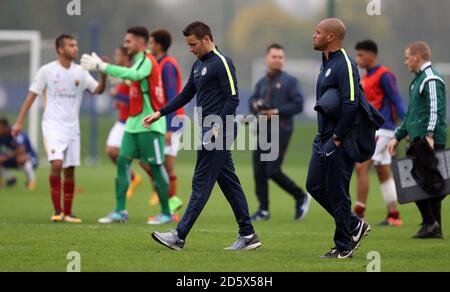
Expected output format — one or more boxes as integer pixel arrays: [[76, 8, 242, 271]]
[[0, 30, 41, 151]]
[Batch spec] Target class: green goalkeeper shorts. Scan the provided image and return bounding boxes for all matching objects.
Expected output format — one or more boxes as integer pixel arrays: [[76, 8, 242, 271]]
[[120, 131, 165, 165]]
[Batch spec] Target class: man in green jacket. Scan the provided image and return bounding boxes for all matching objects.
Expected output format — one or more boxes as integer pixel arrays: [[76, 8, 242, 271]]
[[81, 27, 172, 225], [388, 41, 447, 239]]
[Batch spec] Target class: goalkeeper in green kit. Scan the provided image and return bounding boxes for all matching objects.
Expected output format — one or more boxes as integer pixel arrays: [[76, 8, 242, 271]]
[[82, 27, 173, 225]]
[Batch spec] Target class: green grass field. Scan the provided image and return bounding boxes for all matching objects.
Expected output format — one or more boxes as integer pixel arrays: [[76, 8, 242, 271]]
[[0, 118, 449, 272]]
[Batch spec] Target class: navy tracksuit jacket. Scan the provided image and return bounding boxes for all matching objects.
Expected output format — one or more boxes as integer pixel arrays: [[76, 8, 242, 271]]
[[159, 48, 255, 240], [306, 49, 362, 251], [248, 71, 307, 211]]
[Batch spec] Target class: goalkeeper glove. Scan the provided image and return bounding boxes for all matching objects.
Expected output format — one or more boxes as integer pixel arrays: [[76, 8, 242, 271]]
[[81, 52, 108, 72]]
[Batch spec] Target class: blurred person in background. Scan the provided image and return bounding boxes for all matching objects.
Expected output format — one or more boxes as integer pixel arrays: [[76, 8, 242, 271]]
[[147, 29, 186, 215], [82, 27, 173, 225], [0, 118, 37, 190], [248, 43, 310, 222], [105, 46, 143, 199], [354, 39, 406, 226], [12, 34, 107, 223]]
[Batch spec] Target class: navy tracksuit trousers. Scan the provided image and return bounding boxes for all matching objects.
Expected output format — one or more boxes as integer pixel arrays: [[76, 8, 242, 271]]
[[176, 147, 255, 240], [306, 136, 360, 251]]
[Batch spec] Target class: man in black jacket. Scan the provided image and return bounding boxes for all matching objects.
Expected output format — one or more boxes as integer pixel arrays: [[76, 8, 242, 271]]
[[143, 21, 260, 251], [307, 18, 370, 259], [249, 43, 310, 221]]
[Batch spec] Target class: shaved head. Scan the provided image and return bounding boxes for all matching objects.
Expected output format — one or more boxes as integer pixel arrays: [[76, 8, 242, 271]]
[[319, 18, 346, 41], [312, 18, 346, 52]]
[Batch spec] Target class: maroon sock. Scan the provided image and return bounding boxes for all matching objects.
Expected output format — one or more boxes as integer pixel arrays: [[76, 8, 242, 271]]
[[145, 168, 154, 180], [63, 180, 75, 216], [388, 210, 400, 219], [49, 175, 62, 213], [354, 204, 366, 219], [169, 175, 177, 198]]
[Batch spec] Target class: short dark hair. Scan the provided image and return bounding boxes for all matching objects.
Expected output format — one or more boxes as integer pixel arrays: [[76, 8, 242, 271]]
[[183, 21, 213, 41], [0, 118, 9, 127], [266, 43, 284, 54], [355, 39, 378, 55], [151, 29, 172, 52], [55, 34, 75, 52], [127, 26, 150, 43]]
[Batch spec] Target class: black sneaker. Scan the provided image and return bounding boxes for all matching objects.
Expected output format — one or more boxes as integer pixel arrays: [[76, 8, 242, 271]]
[[224, 233, 262, 250], [378, 217, 403, 227], [378, 219, 390, 226], [320, 248, 353, 259], [251, 210, 270, 221], [151, 230, 186, 251], [351, 220, 371, 253], [6, 177, 17, 187], [412, 222, 443, 239]]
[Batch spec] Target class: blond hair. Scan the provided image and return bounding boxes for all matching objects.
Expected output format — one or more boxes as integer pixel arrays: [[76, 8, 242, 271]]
[[407, 41, 431, 61]]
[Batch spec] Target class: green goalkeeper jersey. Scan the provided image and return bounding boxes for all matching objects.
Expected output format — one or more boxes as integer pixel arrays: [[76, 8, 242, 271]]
[[105, 51, 166, 135]]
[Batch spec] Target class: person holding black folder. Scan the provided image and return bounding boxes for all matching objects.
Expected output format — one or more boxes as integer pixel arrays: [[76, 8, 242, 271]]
[[388, 41, 447, 239]]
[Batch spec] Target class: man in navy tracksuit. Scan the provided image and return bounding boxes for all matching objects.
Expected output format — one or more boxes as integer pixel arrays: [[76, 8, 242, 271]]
[[249, 43, 310, 221], [308, 18, 370, 259], [143, 21, 261, 251]]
